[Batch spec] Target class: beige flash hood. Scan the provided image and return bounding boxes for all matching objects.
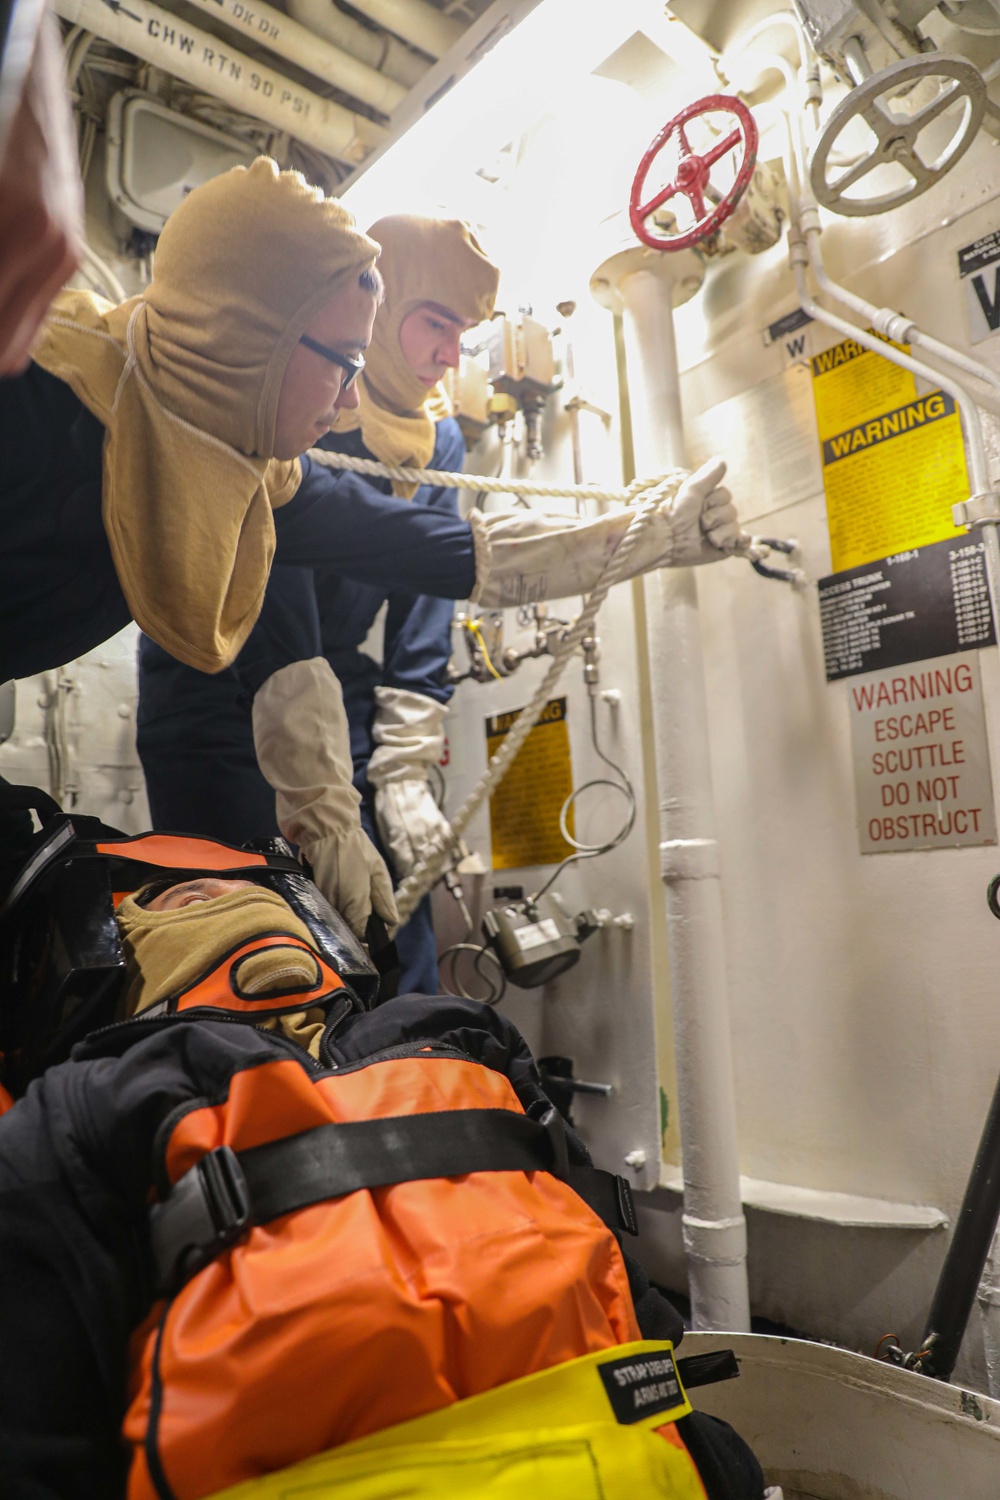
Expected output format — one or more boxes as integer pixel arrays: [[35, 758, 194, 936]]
[[331, 215, 499, 496], [32, 158, 378, 672], [117, 885, 329, 1057]]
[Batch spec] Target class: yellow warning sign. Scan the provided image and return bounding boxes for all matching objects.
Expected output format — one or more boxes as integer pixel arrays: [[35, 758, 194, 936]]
[[486, 697, 575, 871], [811, 334, 969, 572]]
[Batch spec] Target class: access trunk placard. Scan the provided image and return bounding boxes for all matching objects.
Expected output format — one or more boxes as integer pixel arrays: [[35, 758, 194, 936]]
[[848, 653, 996, 853], [486, 697, 574, 871], [811, 333, 969, 572], [818, 536, 996, 681]]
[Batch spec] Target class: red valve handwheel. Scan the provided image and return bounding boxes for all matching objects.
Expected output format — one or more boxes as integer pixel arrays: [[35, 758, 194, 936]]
[[629, 94, 759, 252]]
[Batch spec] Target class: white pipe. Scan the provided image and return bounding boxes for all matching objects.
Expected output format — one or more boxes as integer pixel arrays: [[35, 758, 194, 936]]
[[803, 229, 1000, 403], [343, 0, 462, 60], [724, 9, 821, 132], [721, 50, 807, 188], [781, 30, 1000, 407], [53, 0, 386, 161], [798, 231, 990, 491], [286, 0, 427, 89], [619, 268, 751, 1333], [178, 0, 405, 114]]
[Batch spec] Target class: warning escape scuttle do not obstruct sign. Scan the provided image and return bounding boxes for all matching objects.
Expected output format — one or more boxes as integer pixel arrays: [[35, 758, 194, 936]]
[[848, 654, 996, 853]]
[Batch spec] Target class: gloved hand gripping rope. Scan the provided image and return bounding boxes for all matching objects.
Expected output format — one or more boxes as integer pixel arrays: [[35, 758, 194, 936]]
[[307, 447, 801, 926]]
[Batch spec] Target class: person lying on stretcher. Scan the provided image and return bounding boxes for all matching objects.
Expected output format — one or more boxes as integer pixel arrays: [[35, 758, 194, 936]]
[[0, 811, 764, 1500]]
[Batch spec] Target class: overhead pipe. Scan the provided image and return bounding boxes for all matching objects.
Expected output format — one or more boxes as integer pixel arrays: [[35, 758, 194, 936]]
[[341, 0, 462, 60], [53, 0, 386, 162], [286, 0, 429, 89], [618, 266, 751, 1333], [176, 0, 406, 115]]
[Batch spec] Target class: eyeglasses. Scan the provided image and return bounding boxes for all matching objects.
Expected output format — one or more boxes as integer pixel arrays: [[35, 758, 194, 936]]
[[298, 334, 365, 388]]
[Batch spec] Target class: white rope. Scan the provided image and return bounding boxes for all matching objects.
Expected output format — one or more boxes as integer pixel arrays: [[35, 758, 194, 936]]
[[306, 446, 664, 506], [306, 445, 795, 922], [392, 471, 686, 922]]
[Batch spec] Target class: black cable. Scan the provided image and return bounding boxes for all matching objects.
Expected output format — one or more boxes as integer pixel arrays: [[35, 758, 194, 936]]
[[437, 680, 636, 1004], [529, 692, 637, 903], [438, 942, 507, 1006]]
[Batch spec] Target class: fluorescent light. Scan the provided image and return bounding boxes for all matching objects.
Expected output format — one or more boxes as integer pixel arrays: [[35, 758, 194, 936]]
[[341, 0, 658, 225]]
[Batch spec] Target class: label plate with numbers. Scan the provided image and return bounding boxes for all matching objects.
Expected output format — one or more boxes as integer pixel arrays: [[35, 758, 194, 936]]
[[818, 536, 996, 683]]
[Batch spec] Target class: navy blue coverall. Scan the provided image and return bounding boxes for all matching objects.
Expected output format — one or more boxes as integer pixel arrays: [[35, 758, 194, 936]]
[[0, 366, 475, 977], [137, 420, 466, 993]]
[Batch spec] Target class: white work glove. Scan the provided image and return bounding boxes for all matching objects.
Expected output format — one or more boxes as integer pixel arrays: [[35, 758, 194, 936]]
[[367, 686, 458, 881], [252, 658, 398, 940], [470, 458, 744, 609]]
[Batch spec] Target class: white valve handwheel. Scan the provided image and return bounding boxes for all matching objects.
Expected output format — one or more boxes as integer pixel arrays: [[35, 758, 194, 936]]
[[810, 54, 986, 217]]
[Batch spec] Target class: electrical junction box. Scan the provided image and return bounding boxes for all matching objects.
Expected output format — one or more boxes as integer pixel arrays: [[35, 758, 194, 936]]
[[485, 313, 559, 399], [105, 91, 258, 234]]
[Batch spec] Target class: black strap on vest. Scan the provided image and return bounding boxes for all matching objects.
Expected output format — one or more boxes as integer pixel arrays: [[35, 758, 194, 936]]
[[150, 1106, 638, 1294]]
